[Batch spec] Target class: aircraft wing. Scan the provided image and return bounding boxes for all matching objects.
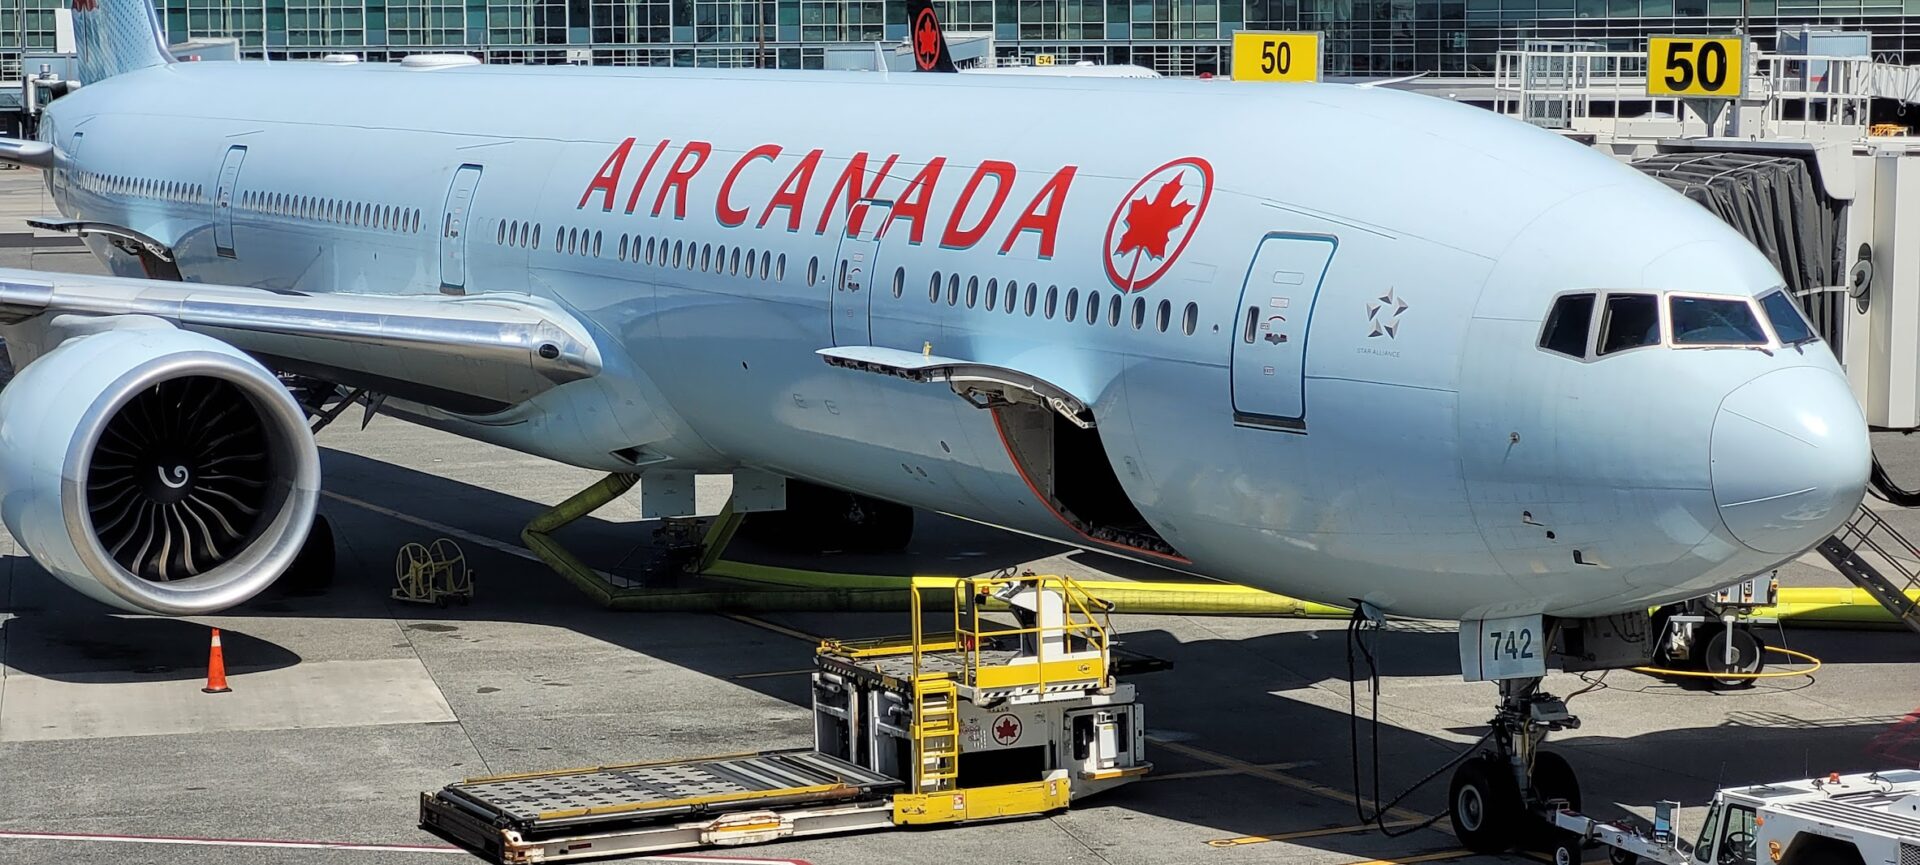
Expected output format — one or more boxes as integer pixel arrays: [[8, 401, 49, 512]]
[[0, 269, 601, 414], [0, 138, 53, 168]]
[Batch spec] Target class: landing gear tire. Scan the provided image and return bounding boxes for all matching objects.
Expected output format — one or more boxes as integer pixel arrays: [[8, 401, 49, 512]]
[[1531, 750, 1582, 812], [1450, 755, 1523, 855], [1700, 625, 1764, 690], [278, 514, 335, 596]]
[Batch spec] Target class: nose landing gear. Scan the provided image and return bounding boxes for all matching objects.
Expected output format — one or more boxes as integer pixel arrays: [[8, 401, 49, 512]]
[[1450, 676, 1585, 855]]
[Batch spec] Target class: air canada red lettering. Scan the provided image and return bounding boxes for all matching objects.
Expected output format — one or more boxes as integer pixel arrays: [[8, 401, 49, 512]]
[[815, 152, 899, 237], [651, 141, 712, 220], [622, 139, 671, 215], [578, 138, 636, 211], [999, 165, 1076, 258], [940, 160, 1016, 249], [717, 144, 782, 227], [759, 148, 823, 232], [884, 158, 947, 244]]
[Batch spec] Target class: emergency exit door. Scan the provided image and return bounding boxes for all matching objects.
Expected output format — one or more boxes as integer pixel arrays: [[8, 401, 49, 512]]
[[830, 199, 892, 345], [213, 145, 246, 258], [439, 164, 483, 294], [1230, 234, 1336, 430]]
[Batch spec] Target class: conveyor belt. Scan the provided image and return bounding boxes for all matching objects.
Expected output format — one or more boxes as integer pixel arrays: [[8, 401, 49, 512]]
[[434, 750, 899, 834]]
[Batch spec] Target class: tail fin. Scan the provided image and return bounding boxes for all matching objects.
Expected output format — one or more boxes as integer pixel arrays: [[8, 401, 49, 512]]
[[905, 0, 957, 72], [72, 0, 173, 84]]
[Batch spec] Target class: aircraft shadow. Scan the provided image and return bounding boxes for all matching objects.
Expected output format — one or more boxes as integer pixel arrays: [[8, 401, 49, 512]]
[[1, 445, 1915, 860]]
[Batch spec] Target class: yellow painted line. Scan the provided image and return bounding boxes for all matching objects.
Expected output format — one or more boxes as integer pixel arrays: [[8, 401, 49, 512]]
[[1341, 851, 1473, 865], [1147, 760, 1315, 783], [731, 669, 813, 680], [723, 613, 825, 643], [1149, 738, 1431, 824], [1207, 818, 1424, 847]]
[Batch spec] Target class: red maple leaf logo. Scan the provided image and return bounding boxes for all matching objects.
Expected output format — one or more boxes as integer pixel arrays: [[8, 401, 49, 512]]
[[72, 0, 97, 11], [994, 716, 1020, 742], [1114, 176, 1195, 260], [913, 12, 940, 67]]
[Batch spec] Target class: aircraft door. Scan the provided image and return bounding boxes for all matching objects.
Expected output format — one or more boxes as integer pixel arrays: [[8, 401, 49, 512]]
[[830, 199, 891, 346], [213, 145, 246, 258], [439, 164, 483, 295], [1230, 234, 1336, 430]]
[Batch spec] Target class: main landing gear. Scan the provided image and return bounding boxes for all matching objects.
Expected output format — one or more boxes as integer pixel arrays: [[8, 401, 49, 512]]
[[1450, 676, 1585, 859]]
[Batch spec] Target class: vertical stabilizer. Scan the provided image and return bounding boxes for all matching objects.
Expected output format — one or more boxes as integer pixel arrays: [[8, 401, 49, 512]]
[[72, 0, 172, 84], [904, 0, 958, 72]]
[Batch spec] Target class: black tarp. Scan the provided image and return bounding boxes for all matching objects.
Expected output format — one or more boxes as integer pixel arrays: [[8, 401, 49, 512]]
[[1630, 151, 1846, 352]]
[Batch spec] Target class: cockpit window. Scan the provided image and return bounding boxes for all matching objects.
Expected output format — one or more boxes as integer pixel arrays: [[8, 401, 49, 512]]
[[1539, 293, 1595, 358], [1597, 293, 1661, 355], [1759, 290, 1817, 345], [1670, 296, 1768, 346]]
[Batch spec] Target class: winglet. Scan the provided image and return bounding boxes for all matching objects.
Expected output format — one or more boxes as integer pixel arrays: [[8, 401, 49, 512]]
[[905, 0, 957, 72]]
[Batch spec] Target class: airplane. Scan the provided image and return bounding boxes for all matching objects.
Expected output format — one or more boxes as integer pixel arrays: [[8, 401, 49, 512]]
[[0, 0, 1870, 853]]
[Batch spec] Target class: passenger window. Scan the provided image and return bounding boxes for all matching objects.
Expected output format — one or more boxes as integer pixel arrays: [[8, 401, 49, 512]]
[[1183, 302, 1198, 335], [1670, 296, 1766, 346], [808, 256, 819, 285], [967, 276, 979, 309], [731, 247, 742, 275], [1598, 293, 1661, 356], [893, 267, 905, 298], [673, 241, 684, 268], [775, 253, 785, 281], [986, 278, 998, 309], [1024, 283, 1037, 316], [1539, 293, 1595, 358], [593, 232, 603, 257], [1156, 299, 1171, 332], [497, 221, 506, 245], [646, 237, 656, 263], [531, 224, 540, 248], [1005, 279, 1018, 313], [1132, 297, 1146, 329], [761, 251, 772, 280], [1760, 290, 1816, 344], [619, 234, 629, 261], [702, 243, 713, 271], [716, 244, 728, 272], [930, 271, 942, 302], [1108, 293, 1122, 327], [1087, 291, 1101, 326], [1065, 288, 1079, 322], [1044, 285, 1058, 319]]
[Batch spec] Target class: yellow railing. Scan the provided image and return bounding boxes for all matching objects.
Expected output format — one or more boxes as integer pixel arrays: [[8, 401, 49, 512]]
[[908, 573, 1112, 694]]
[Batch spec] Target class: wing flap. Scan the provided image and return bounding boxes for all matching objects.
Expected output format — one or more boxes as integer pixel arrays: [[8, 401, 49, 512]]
[[0, 270, 601, 411]]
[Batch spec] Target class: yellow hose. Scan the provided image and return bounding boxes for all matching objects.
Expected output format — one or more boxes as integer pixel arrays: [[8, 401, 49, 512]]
[[1631, 645, 1823, 680]]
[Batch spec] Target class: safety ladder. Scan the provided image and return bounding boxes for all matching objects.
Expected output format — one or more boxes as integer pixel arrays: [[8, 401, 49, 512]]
[[912, 676, 960, 792], [1816, 504, 1920, 634]]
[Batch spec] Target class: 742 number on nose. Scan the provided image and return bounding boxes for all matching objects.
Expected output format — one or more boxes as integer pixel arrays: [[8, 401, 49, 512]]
[[1460, 614, 1547, 682]]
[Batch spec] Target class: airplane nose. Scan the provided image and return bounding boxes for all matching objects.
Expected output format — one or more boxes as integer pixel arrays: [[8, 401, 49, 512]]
[[1710, 367, 1870, 555]]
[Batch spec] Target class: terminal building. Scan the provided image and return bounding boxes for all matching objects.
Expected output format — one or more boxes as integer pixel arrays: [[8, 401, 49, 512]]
[[0, 0, 1918, 78]]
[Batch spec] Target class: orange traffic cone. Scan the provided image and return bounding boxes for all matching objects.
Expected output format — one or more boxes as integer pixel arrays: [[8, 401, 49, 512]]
[[202, 628, 231, 694]]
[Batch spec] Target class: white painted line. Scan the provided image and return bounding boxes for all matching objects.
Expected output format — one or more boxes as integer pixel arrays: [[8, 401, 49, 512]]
[[0, 829, 812, 863], [322, 490, 538, 564], [0, 830, 462, 854]]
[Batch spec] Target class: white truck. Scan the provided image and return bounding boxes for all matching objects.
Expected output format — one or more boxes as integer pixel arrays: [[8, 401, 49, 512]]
[[1553, 769, 1920, 865]]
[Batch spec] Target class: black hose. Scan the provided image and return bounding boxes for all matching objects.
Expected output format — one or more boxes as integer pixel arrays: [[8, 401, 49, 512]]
[[1346, 607, 1492, 838], [1869, 452, 1920, 507]]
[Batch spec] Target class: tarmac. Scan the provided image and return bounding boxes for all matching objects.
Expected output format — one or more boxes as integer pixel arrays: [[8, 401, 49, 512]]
[[0, 166, 1917, 865]]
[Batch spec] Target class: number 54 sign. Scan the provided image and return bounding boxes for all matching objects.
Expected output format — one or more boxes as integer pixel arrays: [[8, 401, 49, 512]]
[[1232, 31, 1321, 83], [1647, 36, 1744, 98]]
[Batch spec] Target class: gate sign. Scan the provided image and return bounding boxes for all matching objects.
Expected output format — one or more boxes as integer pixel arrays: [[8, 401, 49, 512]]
[[1232, 31, 1320, 83], [1647, 36, 1744, 98]]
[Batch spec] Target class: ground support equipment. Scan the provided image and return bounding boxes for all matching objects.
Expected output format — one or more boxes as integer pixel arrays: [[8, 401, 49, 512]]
[[420, 573, 1151, 862]]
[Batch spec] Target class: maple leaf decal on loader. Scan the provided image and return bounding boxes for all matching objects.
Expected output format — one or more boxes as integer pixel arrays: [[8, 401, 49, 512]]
[[1116, 176, 1195, 260]]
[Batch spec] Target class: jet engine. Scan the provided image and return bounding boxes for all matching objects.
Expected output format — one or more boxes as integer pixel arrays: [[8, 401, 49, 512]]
[[0, 323, 320, 614]]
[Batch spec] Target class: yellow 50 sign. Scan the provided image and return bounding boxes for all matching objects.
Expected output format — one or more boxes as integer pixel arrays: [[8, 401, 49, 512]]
[[1232, 31, 1320, 83], [1647, 36, 1743, 98]]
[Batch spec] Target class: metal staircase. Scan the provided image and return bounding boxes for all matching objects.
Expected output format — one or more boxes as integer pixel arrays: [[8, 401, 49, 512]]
[[1816, 504, 1920, 633]]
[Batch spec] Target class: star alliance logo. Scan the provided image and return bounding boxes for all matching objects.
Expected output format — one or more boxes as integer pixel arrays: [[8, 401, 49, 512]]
[[1366, 288, 1407, 339]]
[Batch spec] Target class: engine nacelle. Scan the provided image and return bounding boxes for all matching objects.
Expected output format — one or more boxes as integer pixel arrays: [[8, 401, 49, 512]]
[[0, 324, 320, 614]]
